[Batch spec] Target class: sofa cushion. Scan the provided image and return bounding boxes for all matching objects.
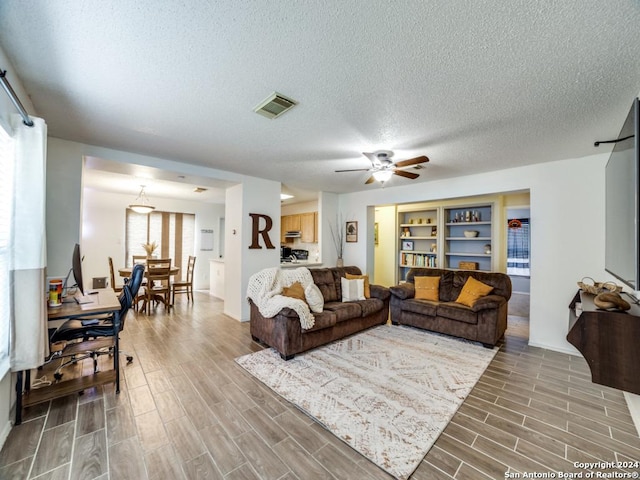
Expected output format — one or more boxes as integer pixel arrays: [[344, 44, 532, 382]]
[[407, 269, 455, 301], [401, 298, 438, 317], [341, 277, 365, 301], [455, 277, 494, 307], [305, 283, 324, 313], [324, 301, 362, 322], [452, 271, 511, 301], [356, 298, 384, 317], [437, 302, 478, 324], [415, 275, 440, 301], [282, 282, 306, 302], [345, 273, 370, 298], [310, 268, 340, 302], [302, 310, 336, 333]]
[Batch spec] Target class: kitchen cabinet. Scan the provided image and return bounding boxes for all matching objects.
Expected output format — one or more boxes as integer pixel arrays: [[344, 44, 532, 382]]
[[300, 212, 317, 243], [281, 214, 302, 243], [281, 212, 318, 243]]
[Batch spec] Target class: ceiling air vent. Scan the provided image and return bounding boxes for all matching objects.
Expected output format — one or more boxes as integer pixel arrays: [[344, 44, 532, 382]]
[[254, 92, 297, 119], [193, 187, 208, 193]]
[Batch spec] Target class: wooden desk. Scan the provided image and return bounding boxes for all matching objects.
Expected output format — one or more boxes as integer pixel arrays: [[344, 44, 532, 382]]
[[567, 290, 640, 395], [16, 289, 122, 425], [49, 289, 121, 319]]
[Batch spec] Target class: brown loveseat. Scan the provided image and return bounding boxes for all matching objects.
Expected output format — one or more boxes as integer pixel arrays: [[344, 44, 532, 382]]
[[249, 266, 390, 360], [389, 268, 511, 347]]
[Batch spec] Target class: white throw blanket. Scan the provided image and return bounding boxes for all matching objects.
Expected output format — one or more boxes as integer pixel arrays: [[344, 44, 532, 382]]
[[246, 267, 316, 329]]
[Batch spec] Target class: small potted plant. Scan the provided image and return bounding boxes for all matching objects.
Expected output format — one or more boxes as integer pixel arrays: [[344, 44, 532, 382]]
[[142, 241, 158, 259]]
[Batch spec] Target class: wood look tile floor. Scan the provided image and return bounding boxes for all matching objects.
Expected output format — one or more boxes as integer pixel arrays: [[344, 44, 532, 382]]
[[1, 292, 639, 479]]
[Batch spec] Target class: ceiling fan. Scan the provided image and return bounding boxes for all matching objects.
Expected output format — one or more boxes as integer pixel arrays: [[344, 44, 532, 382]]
[[335, 150, 429, 184]]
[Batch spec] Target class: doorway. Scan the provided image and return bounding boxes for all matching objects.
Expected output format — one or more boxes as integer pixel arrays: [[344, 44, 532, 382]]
[[505, 206, 530, 340]]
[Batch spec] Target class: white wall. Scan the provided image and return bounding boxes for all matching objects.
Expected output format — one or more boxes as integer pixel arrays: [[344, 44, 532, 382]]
[[338, 154, 608, 354], [224, 178, 281, 321], [374, 205, 397, 286], [0, 46, 36, 449], [81, 189, 224, 290]]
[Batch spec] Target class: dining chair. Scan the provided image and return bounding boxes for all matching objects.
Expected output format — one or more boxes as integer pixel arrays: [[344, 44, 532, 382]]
[[130, 255, 149, 309], [108, 257, 124, 293], [171, 255, 196, 304], [139, 258, 172, 314], [132, 255, 147, 266]]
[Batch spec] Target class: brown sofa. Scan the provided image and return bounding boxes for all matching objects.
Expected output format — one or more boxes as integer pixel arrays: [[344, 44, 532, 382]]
[[249, 266, 390, 360], [389, 268, 511, 347]]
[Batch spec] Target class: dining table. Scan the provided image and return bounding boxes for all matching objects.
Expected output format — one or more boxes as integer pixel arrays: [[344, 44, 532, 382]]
[[118, 265, 180, 313]]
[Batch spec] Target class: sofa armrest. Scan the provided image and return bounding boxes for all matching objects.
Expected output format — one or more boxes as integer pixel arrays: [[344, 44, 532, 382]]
[[389, 283, 415, 300], [369, 284, 390, 301], [471, 294, 506, 313]]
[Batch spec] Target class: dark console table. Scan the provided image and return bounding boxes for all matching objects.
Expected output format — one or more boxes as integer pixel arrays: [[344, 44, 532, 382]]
[[567, 290, 640, 395]]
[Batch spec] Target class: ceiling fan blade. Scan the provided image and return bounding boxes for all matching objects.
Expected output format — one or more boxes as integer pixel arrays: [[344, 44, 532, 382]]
[[393, 170, 419, 180], [394, 155, 429, 168], [335, 168, 371, 172], [365, 176, 376, 184]]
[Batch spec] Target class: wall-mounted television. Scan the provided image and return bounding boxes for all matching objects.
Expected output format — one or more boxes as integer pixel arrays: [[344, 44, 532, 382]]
[[605, 97, 640, 291]]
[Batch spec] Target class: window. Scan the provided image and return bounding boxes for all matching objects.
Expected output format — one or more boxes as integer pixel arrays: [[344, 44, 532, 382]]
[[0, 126, 14, 375], [507, 218, 530, 276], [125, 209, 195, 272]]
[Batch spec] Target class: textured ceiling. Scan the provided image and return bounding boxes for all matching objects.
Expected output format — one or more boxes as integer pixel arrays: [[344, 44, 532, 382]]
[[1, 0, 640, 201]]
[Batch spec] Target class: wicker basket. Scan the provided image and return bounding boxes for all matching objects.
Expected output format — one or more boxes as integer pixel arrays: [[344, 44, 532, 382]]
[[577, 277, 622, 295], [459, 261, 479, 270]]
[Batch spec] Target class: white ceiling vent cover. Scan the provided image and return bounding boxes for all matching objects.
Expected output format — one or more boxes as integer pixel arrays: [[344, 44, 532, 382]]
[[254, 92, 297, 119]]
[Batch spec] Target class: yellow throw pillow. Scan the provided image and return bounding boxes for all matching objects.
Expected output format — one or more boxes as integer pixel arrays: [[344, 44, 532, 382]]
[[282, 282, 306, 303], [345, 273, 370, 298], [455, 277, 494, 307], [414, 276, 440, 301]]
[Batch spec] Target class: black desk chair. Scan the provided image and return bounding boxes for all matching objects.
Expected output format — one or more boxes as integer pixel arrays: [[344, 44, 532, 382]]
[[48, 264, 145, 392]]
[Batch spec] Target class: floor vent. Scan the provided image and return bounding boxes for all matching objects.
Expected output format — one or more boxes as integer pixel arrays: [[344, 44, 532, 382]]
[[254, 92, 297, 119]]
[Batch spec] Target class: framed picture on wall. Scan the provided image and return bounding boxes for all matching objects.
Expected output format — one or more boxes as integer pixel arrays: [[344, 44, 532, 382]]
[[346, 221, 358, 242]]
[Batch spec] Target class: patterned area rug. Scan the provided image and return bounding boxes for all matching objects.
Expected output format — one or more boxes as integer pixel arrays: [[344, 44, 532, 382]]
[[236, 325, 498, 479]]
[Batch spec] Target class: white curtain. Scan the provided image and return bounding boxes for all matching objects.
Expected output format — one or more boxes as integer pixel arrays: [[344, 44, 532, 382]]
[[9, 114, 48, 372]]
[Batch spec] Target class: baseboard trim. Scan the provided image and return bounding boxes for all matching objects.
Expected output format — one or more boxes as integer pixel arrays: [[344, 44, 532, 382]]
[[526, 340, 579, 356], [0, 418, 11, 453], [624, 392, 640, 437]]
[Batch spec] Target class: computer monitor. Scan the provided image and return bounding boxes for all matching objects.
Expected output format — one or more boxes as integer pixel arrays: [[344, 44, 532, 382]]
[[72, 243, 84, 295]]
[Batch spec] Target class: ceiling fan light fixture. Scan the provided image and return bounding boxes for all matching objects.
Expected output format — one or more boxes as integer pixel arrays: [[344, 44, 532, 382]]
[[372, 170, 393, 183], [129, 185, 155, 214]]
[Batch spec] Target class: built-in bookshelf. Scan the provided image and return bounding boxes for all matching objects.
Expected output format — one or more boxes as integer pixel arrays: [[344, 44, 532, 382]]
[[444, 204, 493, 272], [396, 201, 496, 282], [398, 208, 439, 281]]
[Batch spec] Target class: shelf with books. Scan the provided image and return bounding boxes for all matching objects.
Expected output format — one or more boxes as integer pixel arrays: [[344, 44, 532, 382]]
[[399, 251, 437, 268], [444, 204, 493, 271], [398, 208, 439, 281]]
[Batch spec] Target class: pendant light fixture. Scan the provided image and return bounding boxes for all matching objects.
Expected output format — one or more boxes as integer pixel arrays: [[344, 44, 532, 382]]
[[129, 185, 155, 214]]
